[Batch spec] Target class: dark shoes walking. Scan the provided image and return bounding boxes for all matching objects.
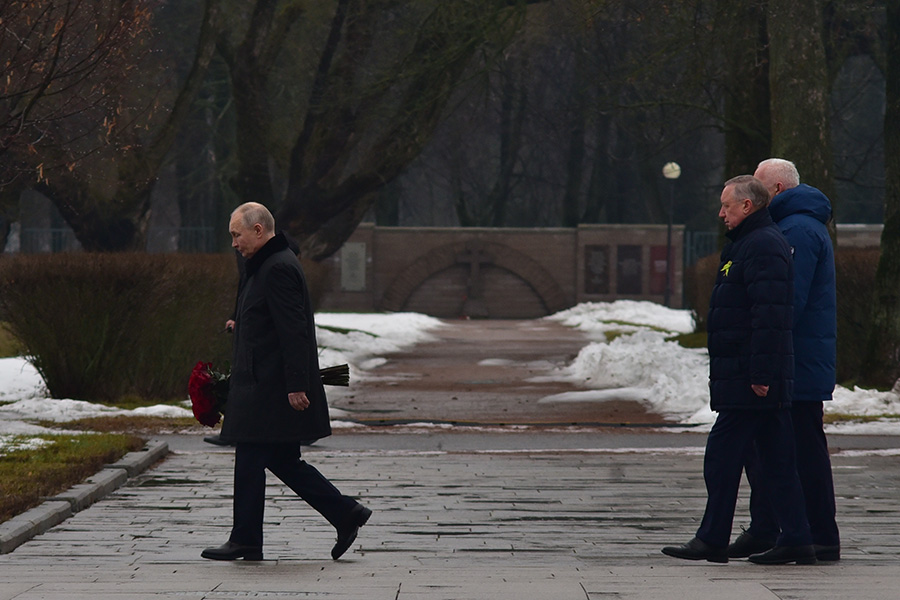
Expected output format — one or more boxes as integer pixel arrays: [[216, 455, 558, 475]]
[[201, 503, 372, 562], [813, 544, 841, 561], [201, 541, 263, 561], [663, 536, 820, 565], [332, 503, 373, 560], [661, 537, 728, 563], [727, 530, 775, 558], [747, 544, 817, 565]]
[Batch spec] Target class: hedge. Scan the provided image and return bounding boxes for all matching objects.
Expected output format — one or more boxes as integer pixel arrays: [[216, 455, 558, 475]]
[[0, 253, 237, 403]]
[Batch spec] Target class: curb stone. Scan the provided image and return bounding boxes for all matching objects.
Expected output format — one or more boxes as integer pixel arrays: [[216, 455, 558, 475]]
[[0, 440, 169, 554]]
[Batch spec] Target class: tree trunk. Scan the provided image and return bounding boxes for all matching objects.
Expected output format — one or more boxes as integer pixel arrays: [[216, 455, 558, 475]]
[[861, 2, 900, 389], [280, 1, 532, 260], [720, 1, 771, 177], [45, 0, 223, 251], [766, 0, 836, 205], [561, 45, 586, 228]]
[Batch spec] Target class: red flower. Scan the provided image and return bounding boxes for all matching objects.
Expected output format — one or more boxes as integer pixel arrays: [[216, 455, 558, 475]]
[[188, 361, 228, 427]]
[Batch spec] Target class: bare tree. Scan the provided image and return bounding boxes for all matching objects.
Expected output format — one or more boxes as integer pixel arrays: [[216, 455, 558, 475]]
[[861, 1, 900, 388], [0, 0, 224, 251], [767, 0, 836, 202]]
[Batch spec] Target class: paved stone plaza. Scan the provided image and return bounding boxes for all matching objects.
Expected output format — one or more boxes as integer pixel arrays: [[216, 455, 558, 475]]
[[1, 430, 899, 599], [2, 319, 899, 599]]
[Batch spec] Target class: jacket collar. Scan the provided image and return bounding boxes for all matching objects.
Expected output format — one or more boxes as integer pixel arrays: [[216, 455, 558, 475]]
[[725, 207, 774, 243], [245, 232, 289, 278]]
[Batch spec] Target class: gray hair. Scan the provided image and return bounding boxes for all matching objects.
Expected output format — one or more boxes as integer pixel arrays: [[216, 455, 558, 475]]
[[757, 158, 800, 189], [724, 175, 770, 208], [232, 202, 275, 232]]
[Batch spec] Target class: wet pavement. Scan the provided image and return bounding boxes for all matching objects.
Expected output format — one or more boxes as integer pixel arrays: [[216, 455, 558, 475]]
[[327, 319, 663, 426], [2, 319, 900, 599]]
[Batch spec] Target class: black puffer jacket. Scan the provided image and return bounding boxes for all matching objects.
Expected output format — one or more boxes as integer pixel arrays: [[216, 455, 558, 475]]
[[707, 208, 794, 411]]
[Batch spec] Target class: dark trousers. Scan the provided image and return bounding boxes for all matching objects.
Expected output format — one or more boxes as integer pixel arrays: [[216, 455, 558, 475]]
[[696, 409, 812, 549], [229, 442, 358, 548], [744, 402, 840, 546]]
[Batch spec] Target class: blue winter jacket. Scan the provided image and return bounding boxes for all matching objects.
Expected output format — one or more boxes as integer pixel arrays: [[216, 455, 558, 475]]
[[768, 184, 837, 402], [707, 208, 794, 411]]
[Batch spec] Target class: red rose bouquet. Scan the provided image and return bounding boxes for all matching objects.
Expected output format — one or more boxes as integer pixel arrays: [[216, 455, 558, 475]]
[[188, 361, 229, 427]]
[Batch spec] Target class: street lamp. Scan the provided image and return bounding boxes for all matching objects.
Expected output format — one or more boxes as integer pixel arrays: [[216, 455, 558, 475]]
[[662, 162, 681, 307]]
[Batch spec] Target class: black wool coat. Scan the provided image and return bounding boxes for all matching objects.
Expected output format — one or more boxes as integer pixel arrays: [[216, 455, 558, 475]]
[[220, 233, 331, 444], [707, 208, 794, 411]]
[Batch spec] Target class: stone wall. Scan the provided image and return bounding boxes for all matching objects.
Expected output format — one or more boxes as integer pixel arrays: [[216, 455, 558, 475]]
[[317, 224, 685, 318]]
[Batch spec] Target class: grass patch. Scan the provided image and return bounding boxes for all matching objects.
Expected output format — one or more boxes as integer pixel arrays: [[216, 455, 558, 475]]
[[43, 415, 205, 434], [824, 413, 900, 424], [0, 433, 145, 523], [668, 331, 707, 349], [0, 322, 22, 358]]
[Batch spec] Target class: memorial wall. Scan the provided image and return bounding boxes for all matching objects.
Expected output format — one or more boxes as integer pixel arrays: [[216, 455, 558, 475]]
[[317, 224, 686, 318]]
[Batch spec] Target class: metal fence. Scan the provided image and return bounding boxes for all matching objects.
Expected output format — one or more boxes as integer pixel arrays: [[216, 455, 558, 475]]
[[20, 228, 82, 253], [684, 230, 719, 266], [146, 227, 218, 253], [17, 227, 218, 254]]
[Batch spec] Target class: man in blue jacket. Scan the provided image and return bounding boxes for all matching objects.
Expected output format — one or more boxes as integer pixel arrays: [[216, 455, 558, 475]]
[[662, 175, 815, 565], [727, 159, 840, 562]]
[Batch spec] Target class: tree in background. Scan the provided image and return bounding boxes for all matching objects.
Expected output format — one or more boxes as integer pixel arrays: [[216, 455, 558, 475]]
[[862, 0, 900, 388], [767, 0, 837, 204], [0, 0, 223, 251], [0, 0, 153, 249]]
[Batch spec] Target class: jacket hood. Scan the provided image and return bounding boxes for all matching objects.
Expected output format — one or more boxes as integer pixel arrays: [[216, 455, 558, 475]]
[[768, 183, 832, 225]]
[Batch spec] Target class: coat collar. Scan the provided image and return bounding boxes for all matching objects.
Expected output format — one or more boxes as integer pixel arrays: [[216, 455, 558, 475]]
[[725, 207, 774, 243], [245, 232, 289, 278]]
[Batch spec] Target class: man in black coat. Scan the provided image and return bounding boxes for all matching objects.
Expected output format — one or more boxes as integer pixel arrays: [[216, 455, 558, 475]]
[[662, 175, 815, 565], [202, 202, 371, 562]]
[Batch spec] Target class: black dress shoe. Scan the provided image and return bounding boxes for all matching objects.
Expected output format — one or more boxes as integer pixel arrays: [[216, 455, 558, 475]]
[[332, 503, 372, 560], [203, 434, 234, 447], [748, 544, 816, 565], [814, 544, 841, 561], [662, 537, 728, 563], [201, 541, 263, 561], [727, 530, 776, 558]]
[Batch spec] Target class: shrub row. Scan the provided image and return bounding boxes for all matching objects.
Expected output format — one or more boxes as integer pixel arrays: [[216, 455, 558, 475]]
[[684, 247, 882, 387], [0, 253, 237, 403]]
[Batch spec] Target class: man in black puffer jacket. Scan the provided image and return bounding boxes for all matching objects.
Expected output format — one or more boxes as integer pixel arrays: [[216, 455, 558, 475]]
[[662, 175, 815, 565]]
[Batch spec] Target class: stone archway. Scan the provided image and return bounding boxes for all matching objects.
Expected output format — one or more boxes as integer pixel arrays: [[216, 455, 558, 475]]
[[380, 240, 568, 317]]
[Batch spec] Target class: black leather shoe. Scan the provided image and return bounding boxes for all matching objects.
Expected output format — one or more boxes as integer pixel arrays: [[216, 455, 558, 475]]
[[748, 544, 817, 565], [201, 541, 263, 561], [203, 434, 233, 447], [332, 503, 372, 560], [727, 530, 776, 558], [662, 537, 728, 563], [814, 544, 841, 561]]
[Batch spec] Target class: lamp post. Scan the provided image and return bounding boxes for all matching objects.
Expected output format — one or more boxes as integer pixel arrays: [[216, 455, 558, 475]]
[[662, 162, 681, 307]]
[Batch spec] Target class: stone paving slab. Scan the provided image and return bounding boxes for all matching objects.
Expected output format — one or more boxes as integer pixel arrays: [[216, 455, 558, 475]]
[[0, 432, 899, 599], [0, 441, 169, 555]]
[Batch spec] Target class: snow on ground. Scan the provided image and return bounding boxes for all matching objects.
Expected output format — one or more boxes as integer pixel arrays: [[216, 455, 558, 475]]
[[538, 301, 900, 433], [546, 299, 695, 339], [1, 302, 899, 454], [0, 312, 446, 451]]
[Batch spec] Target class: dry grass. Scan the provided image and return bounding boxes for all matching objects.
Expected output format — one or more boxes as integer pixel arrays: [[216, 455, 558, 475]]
[[0, 433, 146, 523]]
